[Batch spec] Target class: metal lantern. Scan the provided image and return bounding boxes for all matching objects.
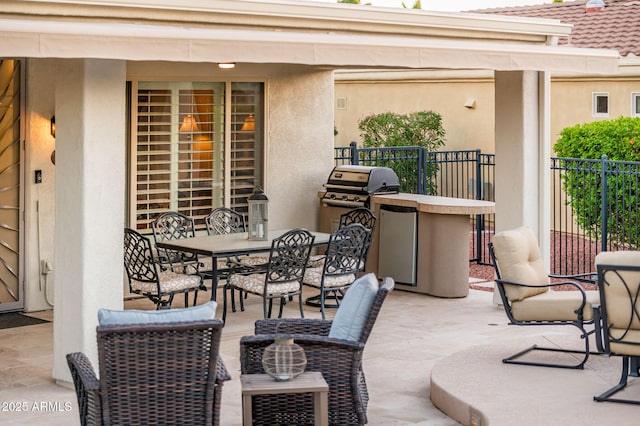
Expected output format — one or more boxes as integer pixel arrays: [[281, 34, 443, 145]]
[[262, 332, 307, 382], [248, 187, 269, 241]]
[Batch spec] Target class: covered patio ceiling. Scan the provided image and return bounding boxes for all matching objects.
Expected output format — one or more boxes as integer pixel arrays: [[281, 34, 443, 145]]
[[0, 0, 619, 74]]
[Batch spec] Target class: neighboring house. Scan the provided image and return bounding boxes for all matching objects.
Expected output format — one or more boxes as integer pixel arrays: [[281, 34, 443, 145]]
[[335, 0, 640, 152], [0, 0, 617, 384]]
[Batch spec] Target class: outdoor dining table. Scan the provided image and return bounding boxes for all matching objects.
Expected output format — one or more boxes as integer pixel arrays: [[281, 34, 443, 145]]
[[155, 229, 332, 301]]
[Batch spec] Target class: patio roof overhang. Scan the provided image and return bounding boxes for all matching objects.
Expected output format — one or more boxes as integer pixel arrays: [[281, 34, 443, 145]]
[[0, 0, 619, 74]]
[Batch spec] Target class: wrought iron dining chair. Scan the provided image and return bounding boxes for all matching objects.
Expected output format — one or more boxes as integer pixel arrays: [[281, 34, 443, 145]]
[[151, 211, 200, 273], [593, 251, 640, 404], [152, 211, 209, 302], [303, 223, 371, 319], [309, 207, 377, 270], [239, 274, 394, 425], [205, 207, 246, 235], [338, 207, 377, 271], [67, 317, 230, 426], [223, 228, 315, 322], [490, 226, 600, 369], [205, 207, 266, 310], [123, 228, 204, 309]]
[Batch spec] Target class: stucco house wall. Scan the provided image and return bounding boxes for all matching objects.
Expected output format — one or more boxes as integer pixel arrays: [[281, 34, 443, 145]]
[[334, 70, 495, 153], [23, 60, 333, 312], [24, 59, 58, 312], [336, 70, 640, 155]]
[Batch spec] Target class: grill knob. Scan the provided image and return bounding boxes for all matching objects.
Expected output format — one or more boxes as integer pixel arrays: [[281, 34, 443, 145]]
[[329, 193, 336, 199]]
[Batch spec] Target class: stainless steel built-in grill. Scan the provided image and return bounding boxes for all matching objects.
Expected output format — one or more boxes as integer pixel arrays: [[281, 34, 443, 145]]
[[321, 165, 400, 208]]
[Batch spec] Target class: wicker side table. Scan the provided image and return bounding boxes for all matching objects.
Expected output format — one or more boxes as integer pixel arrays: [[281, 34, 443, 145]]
[[240, 371, 329, 426]]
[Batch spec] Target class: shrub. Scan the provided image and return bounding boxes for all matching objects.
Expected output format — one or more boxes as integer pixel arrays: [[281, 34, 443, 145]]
[[358, 111, 445, 194], [554, 117, 640, 247]]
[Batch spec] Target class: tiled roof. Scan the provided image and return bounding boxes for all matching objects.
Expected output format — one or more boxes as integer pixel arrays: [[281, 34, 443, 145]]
[[471, 0, 640, 57]]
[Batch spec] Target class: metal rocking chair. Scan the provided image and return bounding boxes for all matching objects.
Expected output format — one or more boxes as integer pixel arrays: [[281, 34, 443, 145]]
[[593, 251, 640, 404], [490, 226, 600, 369]]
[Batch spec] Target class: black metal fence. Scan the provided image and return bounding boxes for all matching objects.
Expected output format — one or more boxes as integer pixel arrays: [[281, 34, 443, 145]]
[[336, 143, 640, 279], [336, 142, 495, 265]]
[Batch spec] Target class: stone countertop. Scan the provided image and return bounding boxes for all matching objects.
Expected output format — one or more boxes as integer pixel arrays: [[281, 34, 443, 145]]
[[370, 193, 495, 215]]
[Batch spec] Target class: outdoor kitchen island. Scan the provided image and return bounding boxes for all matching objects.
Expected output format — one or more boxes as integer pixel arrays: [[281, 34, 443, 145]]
[[367, 193, 495, 298]]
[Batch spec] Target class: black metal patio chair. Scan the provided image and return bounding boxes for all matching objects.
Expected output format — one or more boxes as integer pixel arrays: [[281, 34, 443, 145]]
[[338, 207, 377, 271], [593, 251, 640, 404], [302, 223, 371, 319], [124, 228, 203, 309], [489, 226, 600, 369], [223, 228, 315, 321], [151, 211, 209, 301], [205, 207, 267, 308]]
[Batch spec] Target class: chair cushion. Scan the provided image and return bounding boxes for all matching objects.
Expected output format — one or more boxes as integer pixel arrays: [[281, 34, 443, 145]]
[[130, 270, 201, 294], [228, 273, 300, 295], [98, 301, 217, 325], [307, 254, 326, 268], [595, 251, 640, 354], [303, 266, 357, 289], [510, 290, 599, 322], [609, 330, 640, 356], [328, 273, 378, 342], [492, 227, 549, 302]]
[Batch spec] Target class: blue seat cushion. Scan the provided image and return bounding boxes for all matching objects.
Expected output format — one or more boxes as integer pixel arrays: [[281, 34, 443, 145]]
[[328, 273, 378, 341], [98, 301, 217, 325]]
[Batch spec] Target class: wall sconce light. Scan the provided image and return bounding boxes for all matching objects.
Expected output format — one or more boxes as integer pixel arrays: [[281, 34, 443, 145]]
[[179, 114, 199, 133], [241, 114, 255, 131], [50, 116, 56, 137], [464, 98, 477, 109], [218, 62, 236, 69]]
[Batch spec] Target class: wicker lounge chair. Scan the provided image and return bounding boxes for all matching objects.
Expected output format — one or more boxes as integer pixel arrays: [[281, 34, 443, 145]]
[[66, 317, 230, 426], [239, 274, 393, 425]]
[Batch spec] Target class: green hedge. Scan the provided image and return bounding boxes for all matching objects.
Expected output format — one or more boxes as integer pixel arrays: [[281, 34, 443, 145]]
[[554, 117, 640, 246], [358, 111, 445, 194]]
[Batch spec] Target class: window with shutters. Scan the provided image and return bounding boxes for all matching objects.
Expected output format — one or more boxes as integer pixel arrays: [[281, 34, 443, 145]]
[[131, 81, 264, 232]]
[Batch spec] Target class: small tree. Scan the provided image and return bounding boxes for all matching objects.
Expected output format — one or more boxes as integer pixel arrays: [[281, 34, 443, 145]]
[[358, 111, 445, 194], [554, 117, 640, 247]]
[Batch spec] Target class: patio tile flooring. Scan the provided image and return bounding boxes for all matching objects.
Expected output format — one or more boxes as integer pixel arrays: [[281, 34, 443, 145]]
[[0, 284, 635, 425]]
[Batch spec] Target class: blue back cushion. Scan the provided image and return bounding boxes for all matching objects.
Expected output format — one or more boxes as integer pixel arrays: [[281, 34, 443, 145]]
[[328, 273, 378, 341], [98, 301, 217, 325]]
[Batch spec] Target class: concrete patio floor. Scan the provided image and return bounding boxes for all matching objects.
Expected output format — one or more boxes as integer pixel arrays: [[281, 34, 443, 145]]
[[1, 283, 638, 425]]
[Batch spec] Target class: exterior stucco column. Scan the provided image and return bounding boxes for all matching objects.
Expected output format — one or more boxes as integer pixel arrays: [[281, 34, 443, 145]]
[[494, 70, 551, 263], [52, 59, 126, 383]]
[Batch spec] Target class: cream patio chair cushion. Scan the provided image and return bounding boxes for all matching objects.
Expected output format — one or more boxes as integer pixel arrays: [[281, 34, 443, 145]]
[[303, 266, 356, 289], [492, 226, 549, 302], [131, 270, 202, 294], [228, 273, 300, 295], [595, 250, 640, 356], [511, 290, 600, 322]]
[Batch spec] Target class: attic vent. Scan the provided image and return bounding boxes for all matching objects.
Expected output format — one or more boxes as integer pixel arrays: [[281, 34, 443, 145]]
[[336, 97, 347, 110], [586, 0, 605, 12]]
